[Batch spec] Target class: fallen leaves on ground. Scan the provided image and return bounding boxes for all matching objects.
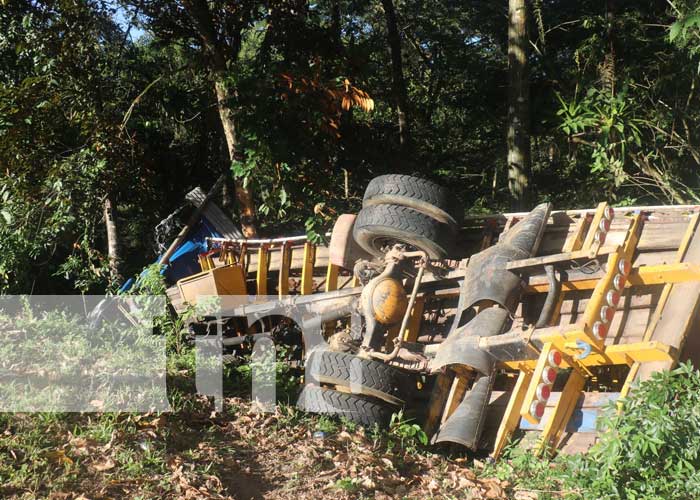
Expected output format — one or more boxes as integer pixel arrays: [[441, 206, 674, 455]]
[[0, 396, 515, 499]]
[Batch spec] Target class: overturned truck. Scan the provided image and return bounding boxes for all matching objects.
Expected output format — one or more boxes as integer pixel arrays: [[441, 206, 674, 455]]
[[167, 175, 700, 457]]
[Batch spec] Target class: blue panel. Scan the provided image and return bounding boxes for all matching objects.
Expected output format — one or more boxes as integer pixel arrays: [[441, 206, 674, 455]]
[[119, 216, 224, 292], [519, 393, 620, 433]]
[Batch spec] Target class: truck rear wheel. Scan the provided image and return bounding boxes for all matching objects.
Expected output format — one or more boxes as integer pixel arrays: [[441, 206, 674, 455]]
[[306, 350, 409, 405], [353, 203, 454, 259], [363, 174, 461, 225], [297, 384, 396, 428]]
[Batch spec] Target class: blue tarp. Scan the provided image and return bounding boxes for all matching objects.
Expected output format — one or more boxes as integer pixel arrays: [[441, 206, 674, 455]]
[[119, 216, 222, 293]]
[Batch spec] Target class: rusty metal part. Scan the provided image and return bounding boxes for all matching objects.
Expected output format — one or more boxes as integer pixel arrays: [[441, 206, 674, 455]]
[[429, 307, 510, 374], [328, 214, 374, 269], [370, 277, 409, 324], [386, 346, 431, 372], [360, 259, 403, 351], [458, 203, 552, 314], [535, 264, 561, 328], [432, 373, 494, 449], [427, 203, 551, 450], [368, 259, 427, 362]]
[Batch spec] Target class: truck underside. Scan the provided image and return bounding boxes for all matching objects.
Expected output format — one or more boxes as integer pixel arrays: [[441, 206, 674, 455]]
[[165, 175, 700, 457]]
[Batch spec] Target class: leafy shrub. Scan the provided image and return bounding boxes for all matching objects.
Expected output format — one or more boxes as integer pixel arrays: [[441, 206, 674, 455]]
[[495, 362, 700, 499]]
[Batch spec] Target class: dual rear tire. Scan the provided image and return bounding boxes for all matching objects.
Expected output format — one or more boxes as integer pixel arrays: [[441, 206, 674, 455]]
[[298, 349, 411, 427], [353, 175, 459, 259]]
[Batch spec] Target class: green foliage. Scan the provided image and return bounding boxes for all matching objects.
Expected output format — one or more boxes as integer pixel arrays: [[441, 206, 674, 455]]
[[489, 362, 700, 500], [670, 1, 700, 57], [2, 0, 700, 295], [387, 410, 428, 453]]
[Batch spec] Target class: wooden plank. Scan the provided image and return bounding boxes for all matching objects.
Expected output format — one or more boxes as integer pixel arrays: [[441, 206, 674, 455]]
[[637, 217, 700, 381], [620, 214, 700, 397], [581, 202, 607, 251], [443, 375, 470, 424], [424, 372, 455, 439]]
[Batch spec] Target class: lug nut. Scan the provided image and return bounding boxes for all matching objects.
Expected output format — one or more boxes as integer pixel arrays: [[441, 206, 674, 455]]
[[604, 206, 615, 221], [618, 259, 631, 276]]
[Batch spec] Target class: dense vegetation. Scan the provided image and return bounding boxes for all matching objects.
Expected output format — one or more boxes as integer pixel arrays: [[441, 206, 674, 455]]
[[2, 0, 700, 294]]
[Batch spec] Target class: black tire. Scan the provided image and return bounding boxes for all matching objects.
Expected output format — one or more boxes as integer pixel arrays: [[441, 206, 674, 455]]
[[297, 384, 396, 427], [353, 204, 454, 259], [363, 174, 461, 225], [306, 350, 409, 405]]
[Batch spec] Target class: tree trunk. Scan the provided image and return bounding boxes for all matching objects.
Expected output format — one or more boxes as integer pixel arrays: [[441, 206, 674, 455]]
[[601, 0, 616, 96], [213, 78, 258, 237], [507, 0, 532, 211], [381, 0, 411, 158], [184, 0, 258, 237], [103, 197, 122, 283]]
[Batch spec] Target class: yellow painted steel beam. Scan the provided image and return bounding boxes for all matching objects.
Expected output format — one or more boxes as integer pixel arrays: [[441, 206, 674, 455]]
[[580, 246, 625, 349], [520, 343, 556, 425], [564, 215, 589, 253], [301, 242, 317, 295], [524, 262, 700, 294], [536, 370, 586, 455], [619, 212, 700, 401], [325, 263, 339, 292], [549, 215, 591, 325], [403, 296, 426, 342], [278, 243, 291, 297], [581, 201, 608, 254], [621, 214, 644, 260], [500, 340, 674, 370], [491, 369, 533, 459], [256, 245, 269, 296]]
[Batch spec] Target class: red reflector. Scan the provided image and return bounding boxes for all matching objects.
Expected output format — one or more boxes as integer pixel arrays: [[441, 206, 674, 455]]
[[594, 230, 606, 245], [536, 383, 551, 401], [599, 218, 611, 232], [604, 206, 615, 221], [548, 350, 562, 367], [606, 290, 621, 307], [593, 321, 608, 340], [613, 274, 626, 291], [530, 401, 545, 419], [542, 367, 557, 384], [618, 259, 631, 276], [601, 305, 615, 323]]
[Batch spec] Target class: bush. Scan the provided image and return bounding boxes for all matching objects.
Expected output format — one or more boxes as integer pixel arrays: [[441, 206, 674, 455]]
[[576, 362, 700, 499], [495, 362, 700, 499]]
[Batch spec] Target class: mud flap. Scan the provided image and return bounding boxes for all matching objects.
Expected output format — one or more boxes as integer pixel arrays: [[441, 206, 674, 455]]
[[432, 373, 494, 448]]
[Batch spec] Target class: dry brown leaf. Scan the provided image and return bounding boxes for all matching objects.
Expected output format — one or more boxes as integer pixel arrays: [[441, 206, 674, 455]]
[[483, 480, 505, 499], [46, 450, 73, 465], [91, 457, 116, 472]]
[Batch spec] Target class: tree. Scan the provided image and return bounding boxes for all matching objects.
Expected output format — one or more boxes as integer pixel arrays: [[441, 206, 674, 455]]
[[380, 0, 411, 159], [506, 0, 531, 210]]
